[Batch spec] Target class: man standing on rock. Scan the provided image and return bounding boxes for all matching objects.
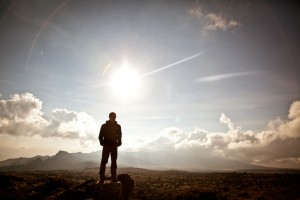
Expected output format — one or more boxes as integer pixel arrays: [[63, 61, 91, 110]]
[[99, 112, 122, 183]]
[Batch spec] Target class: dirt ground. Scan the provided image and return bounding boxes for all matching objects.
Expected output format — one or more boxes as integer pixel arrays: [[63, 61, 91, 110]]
[[0, 168, 299, 200]]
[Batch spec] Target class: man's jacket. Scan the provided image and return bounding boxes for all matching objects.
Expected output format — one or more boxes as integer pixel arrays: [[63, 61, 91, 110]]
[[99, 121, 122, 146]]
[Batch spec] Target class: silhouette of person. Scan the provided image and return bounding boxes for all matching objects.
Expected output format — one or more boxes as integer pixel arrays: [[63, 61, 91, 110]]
[[99, 112, 122, 183]]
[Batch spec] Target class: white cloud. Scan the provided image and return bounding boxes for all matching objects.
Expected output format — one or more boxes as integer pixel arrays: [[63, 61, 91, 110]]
[[0, 93, 48, 136], [124, 101, 300, 168], [0, 93, 98, 147], [288, 101, 300, 119], [188, 5, 203, 19], [46, 108, 98, 140], [220, 113, 235, 130], [188, 4, 241, 32], [205, 13, 240, 31]]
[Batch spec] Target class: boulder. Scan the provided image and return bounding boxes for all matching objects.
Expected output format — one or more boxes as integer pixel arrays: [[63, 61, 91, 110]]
[[45, 174, 134, 200], [94, 180, 122, 200], [117, 174, 134, 200], [46, 179, 96, 200]]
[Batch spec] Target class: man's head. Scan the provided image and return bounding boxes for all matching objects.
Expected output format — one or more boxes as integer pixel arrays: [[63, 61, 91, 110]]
[[109, 112, 116, 121]]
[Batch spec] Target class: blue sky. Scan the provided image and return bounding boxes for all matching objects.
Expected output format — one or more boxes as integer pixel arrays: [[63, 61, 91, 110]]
[[0, 0, 299, 168]]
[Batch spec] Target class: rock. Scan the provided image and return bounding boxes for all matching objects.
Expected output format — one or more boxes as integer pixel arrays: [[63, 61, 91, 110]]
[[94, 180, 122, 200], [45, 174, 134, 200], [46, 179, 97, 200], [117, 174, 134, 200]]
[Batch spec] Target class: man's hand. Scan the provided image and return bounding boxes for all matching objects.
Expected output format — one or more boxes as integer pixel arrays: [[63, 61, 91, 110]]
[[117, 141, 122, 147]]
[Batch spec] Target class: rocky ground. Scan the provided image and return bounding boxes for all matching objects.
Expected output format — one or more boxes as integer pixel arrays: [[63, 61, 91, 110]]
[[0, 168, 299, 200]]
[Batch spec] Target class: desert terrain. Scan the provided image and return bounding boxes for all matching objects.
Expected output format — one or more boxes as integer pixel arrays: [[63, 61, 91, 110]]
[[0, 167, 299, 200]]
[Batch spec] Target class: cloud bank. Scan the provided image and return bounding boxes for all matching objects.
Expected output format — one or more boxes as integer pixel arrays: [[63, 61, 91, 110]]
[[123, 101, 300, 168], [1, 93, 299, 168], [188, 4, 241, 32], [0, 93, 98, 147]]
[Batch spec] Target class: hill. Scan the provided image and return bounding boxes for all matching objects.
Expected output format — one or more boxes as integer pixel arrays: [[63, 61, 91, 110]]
[[0, 150, 271, 172]]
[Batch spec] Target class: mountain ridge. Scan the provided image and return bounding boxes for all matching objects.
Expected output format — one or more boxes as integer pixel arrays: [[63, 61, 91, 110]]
[[0, 150, 273, 172]]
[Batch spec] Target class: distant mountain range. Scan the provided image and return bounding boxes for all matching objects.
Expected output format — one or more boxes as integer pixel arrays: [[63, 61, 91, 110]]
[[0, 150, 270, 172]]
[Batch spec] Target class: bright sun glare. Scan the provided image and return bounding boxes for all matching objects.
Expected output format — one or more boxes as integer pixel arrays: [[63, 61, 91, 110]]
[[109, 61, 141, 100]]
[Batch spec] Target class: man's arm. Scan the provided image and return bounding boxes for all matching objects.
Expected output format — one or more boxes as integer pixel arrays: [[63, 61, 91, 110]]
[[117, 125, 122, 147], [99, 124, 105, 146]]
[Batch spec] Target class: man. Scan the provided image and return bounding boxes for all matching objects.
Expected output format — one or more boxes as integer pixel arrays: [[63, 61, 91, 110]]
[[99, 112, 122, 183]]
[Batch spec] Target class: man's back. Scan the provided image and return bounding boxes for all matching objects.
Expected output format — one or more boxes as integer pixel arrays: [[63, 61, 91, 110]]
[[99, 121, 122, 146]]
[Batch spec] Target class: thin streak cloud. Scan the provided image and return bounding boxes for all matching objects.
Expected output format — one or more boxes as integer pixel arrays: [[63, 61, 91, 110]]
[[140, 52, 206, 78], [84, 52, 206, 88], [102, 62, 113, 77], [195, 71, 261, 82]]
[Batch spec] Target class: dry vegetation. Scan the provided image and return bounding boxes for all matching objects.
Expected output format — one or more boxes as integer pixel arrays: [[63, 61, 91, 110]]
[[0, 168, 299, 200]]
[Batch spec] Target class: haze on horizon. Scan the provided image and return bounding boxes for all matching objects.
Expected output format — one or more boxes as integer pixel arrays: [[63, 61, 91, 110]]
[[0, 0, 299, 169]]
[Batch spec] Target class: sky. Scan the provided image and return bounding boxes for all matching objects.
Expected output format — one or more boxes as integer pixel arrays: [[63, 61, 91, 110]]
[[0, 0, 300, 168]]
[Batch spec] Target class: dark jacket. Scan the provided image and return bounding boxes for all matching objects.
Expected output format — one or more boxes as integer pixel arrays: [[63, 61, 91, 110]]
[[99, 120, 122, 146]]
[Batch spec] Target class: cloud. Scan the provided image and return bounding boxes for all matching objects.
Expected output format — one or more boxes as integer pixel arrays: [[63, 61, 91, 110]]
[[220, 113, 235, 130], [289, 101, 300, 119], [195, 71, 260, 82], [0, 93, 48, 136], [1, 93, 299, 168], [205, 13, 241, 31], [188, 4, 241, 32], [124, 101, 300, 168], [0, 93, 98, 147], [188, 4, 204, 19], [45, 108, 98, 144]]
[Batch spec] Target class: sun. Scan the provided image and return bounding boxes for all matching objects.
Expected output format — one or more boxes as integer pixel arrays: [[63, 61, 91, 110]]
[[109, 61, 141, 100]]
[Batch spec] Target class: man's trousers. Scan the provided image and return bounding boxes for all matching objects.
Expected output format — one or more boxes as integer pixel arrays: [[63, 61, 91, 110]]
[[99, 145, 118, 180]]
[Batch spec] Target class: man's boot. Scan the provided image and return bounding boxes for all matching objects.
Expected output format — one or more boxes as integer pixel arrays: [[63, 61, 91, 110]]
[[99, 163, 106, 183], [99, 175, 105, 184], [111, 164, 118, 182], [111, 170, 118, 182], [111, 174, 118, 182]]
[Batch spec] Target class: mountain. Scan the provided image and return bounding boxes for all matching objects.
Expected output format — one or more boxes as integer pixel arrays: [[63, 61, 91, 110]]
[[0, 151, 98, 171], [0, 150, 270, 172], [0, 155, 49, 167]]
